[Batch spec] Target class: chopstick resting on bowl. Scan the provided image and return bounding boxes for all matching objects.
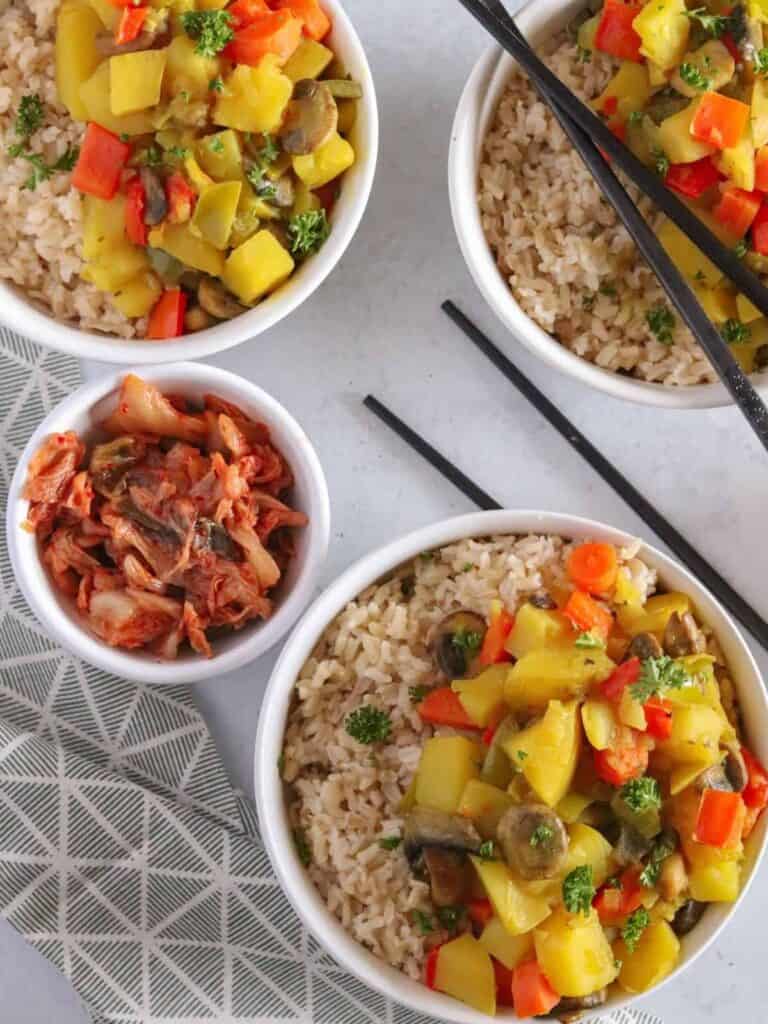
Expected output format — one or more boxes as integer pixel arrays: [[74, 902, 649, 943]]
[[363, 304, 768, 650], [460, 0, 768, 454]]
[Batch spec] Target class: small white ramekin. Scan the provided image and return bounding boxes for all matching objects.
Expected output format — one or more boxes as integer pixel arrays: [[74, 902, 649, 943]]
[[0, 0, 378, 365], [448, 0, 768, 409], [7, 362, 330, 685], [256, 509, 768, 1023]]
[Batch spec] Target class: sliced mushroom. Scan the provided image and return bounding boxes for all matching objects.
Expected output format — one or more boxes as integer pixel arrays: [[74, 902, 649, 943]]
[[663, 611, 706, 657], [497, 804, 569, 880], [322, 78, 363, 99], [431, 610, 487, 679], [402, 808, 481, 866], [644, 87, 688, 125], [272, 175, 295, 208], [422, 848, 471, 907], [529, 591, 557, 610], [184, 306, 214, 333], [627, 631, 663, 662], [695, 761, 733, 793], [140, 167, 168, 226], [724, 740, 748, 792], [729, 3, 763, 66], [755, 344, 768, 372], [280, 79, 338, 155], [613, 821, 653, 866], [95, 25, 171, 56], [550, 990, 607, 1021], [672, 899, 707, 936], [197, 278, 247, 320]]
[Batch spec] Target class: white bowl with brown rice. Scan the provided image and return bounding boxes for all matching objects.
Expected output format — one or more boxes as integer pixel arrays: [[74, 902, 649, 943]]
[[448, 0, 768, 408], [0, 0, 378, 363], [255, 509, 768, 1022]]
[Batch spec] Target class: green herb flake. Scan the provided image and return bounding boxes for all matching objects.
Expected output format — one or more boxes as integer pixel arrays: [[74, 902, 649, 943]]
[[180, 9, 234, 57], [620, 776, 661, 813], [622, 907, 650, 952], [628, 110, 644, 124], [463, 562, 474, 572], [119, 132, 130, 143], [437, 905, 464, 929], [562, 865, 595, 916], [530, 824, 555, 847], [378, 835, 402, 851], [517, 750, 528, 761], [755, 48, 768, 76], [288, 209, 331, 258], [478, 840, 497, 861], [208, 136, 225, 154], [408, 685, 429, 704], [575, 631, 605, 650], [413, 909, 434, 934], [679, 62, 710, 90], [577, 45, 592, 63], [345, 706, 392, 745], [209, 75, 225, 92], [640, 832, 677, 888], [599, 281, 617, 297], [684, 7, 730, 37], [631, 655, 689, 702], [293, 827, 311, 867], [451, 628, 483, 655], [652, 147, 670, 178], [14, 94, 45, 139], [646, 303, 676, 345], [721, 318, 751, 344]]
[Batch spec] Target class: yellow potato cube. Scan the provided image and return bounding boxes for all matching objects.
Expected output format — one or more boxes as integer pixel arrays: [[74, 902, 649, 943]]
[[556, 792, 594, 825], [413, 735, 481, 815], [615, 921, 680, 993], [80, 62, 155, 135], [657, 102, 716, 165], [479, 917, 534, 970], [632, 0, 690, 70], [619, 684, 647, 731], [190, 181, 242, 250], [593, 62, 651, 121], [283, 38, 334, 82], [81, 245, 149, 292], [658, 704, 723, 765], [222, 230, 295, 305], [694, 283, 738, 325], [505, 603, 575, 658], [715, 124, 756, 191], [214, 57, 292, 133], [196, 130, 243, 182], [502, 700, 581, 808], [535, 908, 618, 998], [110, 271, 163, 317], [688, 856, 740, 902], [563, 824, 614, 887], [617, 591, 692, 636], [503, 649, 614, 711], [82, 195, 127, 261], [581, 699, 618, 751], [751, 78, 768, 149], [433, 934, 496, 1016], [458, 779, 514, 839], [164, 35, 220, 101], [148, 223, 225, 277], [452, 665, 508, 727], [110, 49, 168, 116], [737, 293, 763, 323], [470, 857, 551, 935], [56, 2, 103, 121], [184, 154, 214, 193], [293, 132, 355, 189]]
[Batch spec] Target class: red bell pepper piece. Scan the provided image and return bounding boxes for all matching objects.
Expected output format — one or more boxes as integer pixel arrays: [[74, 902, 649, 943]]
[[742, 747, 768, 810], [165, 172, 196, 224], [124, 177, 148, 246], [228, 0, 269, 27], [593, 866, 645, 924], [608, 118, 627, 143], [713, 187, 762, 239], [756, 146, 768, 191], [722, 32, 741, 62], [225, 9, 302, 64], [665, 157, 720, 199], [593, 728, 649, 786], [691, 92, 750, 150], [602, 95, 619, 117], [600, 657, 640, 701], [751, 202, 768, 256], [594, 0, 644, 62], [115, 4, 148, 43], [478, 605, 514, 666], [493, 959, 516, 1007], [146, 289, 187, 340], [563, 590, 613, 639], [468, 898, 494, 927], [643, 696, 673, 740], [270, 0, 330, 40], [482, 722, 498, 746], [512, 960, 560, 1019], [71, 123, 131, 200], [694, 789, 745, 848], [417, 687, 481, 731], [424, 945, 442, 989]]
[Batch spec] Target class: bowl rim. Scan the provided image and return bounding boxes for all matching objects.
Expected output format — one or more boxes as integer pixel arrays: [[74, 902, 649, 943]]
[[447, 0, 768, 410], [254, 509, 768, 1023], [6, 361, 331, 685], [0, 0, 379, 366]]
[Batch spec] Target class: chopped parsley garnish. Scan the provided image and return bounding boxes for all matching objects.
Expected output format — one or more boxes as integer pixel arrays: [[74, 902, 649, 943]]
[[599, 281, 617, 297], [679, 62, 710, 90], [138, 145, 163, 167], [575, 631, 605, 649], [652, 147, 670, 178], [14, 94, 45, 139], [166, 145, 189, 162], [639, 857, 662, 888], [755, 48, 768, 76], [208, 136, 225, 154], [288, 209, 330, 258], [408, 685, 429, 703], [721, 318, 751, 344], [628, 110, 644, 124], [622, 907, 650, 952], [530, 824, 555, 847], [684, 7, 730, 37], [478, 840, 497, 861], [452, 628, 484, 655], [606, 876, 622, 890], [734, 238, 748, 259], [463, 562, 474, 572], [293, 827, 311, 867], [639, 832, 677, 888], [647, 303, 676, 344], [563, 865, 595, 916], [258, 133, 280, 165], [181, 9, 234, 57], [437, 905, 464, 929], [412, 909, 434, 934], [577, 45, 592, 63], [517, 750, 528, 761], [345, 706, 392, 745], [378, 835, 402, 851], [246, 163, 277, 199], [620, 776, 661, 813], [209, 75, 224, 92], [631, 655, 689, 702], [7, 94, 78, 190]]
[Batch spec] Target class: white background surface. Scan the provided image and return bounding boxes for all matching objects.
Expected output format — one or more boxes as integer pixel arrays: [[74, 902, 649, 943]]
[[2, 0, 767, 1019]]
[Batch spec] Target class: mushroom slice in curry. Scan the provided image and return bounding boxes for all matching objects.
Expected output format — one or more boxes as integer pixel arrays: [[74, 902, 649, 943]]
[[402, 807, 481, 865], [280, 79, 338, 156], [663, 611, 706, 657], [430, 610, 487, 679], [496, 803, 568, 880]]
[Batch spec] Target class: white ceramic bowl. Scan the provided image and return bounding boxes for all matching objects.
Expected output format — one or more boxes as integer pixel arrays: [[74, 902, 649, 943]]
[[448, 0, 768, 409], [0, 0, 378, 365], [7, 362, 330, 685], [256, 509, 768, 1023]]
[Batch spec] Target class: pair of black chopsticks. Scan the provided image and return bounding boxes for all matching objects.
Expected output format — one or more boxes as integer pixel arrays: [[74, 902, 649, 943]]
[[458, 0, 768, 454], [364, 301, 768, 651]]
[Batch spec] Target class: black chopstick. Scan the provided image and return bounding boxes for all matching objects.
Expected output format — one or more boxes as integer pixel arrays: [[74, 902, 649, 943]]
[[473, 3, 768, 454], [363, 395, 500, 509], [458, 0, 768, 320], [439, 300, 768, 649]]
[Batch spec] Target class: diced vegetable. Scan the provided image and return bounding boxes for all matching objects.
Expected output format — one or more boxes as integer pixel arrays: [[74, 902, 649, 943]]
[[214, 57, 293, 133], [600, 657, 641, 702], [165, 35, 221, 101], [715, 124, 756, 191], [110, 270, 162, 317], [595, 0, 643, 61], [562, 590, 613, 638], [468, 899, 494, 927], [657, 101, 716, 165], [501, 700, 581, 807], [594, 866, 645, 924], [713, 187, 761, 238], [617, 591, 691, 636], [225, 10, 303, 64], [452, 665, 508, 727], [594, 62, 651, 121], [148, 222, 225, 276], [694, 789, 746, 848], [414, 735, 482, 814], [432, 934, 496, 1016], [165, 172, 196, 224], [109, 49, 168, 116], [272, 0, 331, 40], [418, 686, 481, 730], [593, 727, 649, 785], [505, 604, 574, 659], [479, 918, 534, 970], [690, 91, 750, 150], [563, 823, 614, 887], [644, 697, 673, 739], [581, 699, 618, 750], [283, 37, 333, 81], [618, 682, 648, 731], [227, 0, 269, 28], [79, 62, 156, 135], [511, 960, 559, 1019], [81, 244, 148, 290], [615, 920, 680, 993], [534, 908, 618, 998], [470, 857, 551, 935], [82, 194, 127, 260], [190, 180, 241, 249], [293, 131, 355, 188], [657, 216, 723, 286], [72, 123, 131, 199], [504, 648, 615, 711], [671, 40, 734, 98], [567, 542, 619, 595], [125, 179, 148, 246], [657, 703, 723, 766], [115, 5, 148, 45], [479, 601, 514, 665], [459, 779, 514, 838], [632, 0, 689, 69], [665, 157, 720, 198], [742, 747, 768, 810], [688, 855, 740, 901], [752, 203, 768, 256], [56, 1, 103, 121], [222, 228, 294, 303], [146, 288, 187, 339]]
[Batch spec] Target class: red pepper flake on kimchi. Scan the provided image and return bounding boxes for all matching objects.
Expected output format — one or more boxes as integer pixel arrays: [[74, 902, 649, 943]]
[[22, 374, 308, 659]]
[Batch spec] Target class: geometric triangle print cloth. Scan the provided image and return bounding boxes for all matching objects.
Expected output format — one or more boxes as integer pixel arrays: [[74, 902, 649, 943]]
[[0, 326, 663, 1023]]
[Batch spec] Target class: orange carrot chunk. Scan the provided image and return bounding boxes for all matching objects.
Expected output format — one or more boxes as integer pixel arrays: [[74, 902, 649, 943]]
[[713, 187, 762, 239], [417, 687, 482, 731], [512, 961, 560, 1019], [694, 789, 745, 848], [271, 0, 330, 40], [690, 92, 750, 150], [563, 590, 614, 638], [225, 9, 302, 64], [566, 542, 618, 594]]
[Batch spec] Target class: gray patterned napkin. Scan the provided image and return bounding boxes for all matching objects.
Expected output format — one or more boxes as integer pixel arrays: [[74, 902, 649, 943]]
[[0, 327, 661, 1024]]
